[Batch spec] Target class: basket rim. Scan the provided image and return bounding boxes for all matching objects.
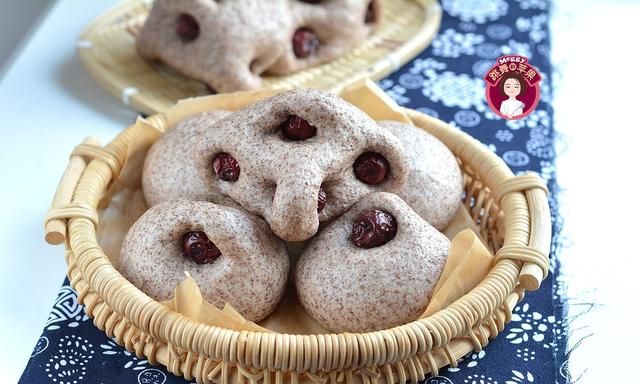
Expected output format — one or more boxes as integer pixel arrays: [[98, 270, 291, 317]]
[[48, 88, 551, 377]]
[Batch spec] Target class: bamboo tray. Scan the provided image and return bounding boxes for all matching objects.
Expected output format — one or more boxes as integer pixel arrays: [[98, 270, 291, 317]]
[[44, 82, 551, 383], [77, 0, 442, 115]]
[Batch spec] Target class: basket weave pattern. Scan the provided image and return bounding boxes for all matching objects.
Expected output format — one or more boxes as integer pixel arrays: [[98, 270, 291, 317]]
[[44, 104, 550, 383]]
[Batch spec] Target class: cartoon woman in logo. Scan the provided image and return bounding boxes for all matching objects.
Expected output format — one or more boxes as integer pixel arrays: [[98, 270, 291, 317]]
[[499, 73, 527, 118], [484, 55, 542, 120]]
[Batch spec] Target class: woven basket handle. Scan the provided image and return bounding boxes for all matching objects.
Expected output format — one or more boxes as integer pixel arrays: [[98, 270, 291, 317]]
[[494, 172, 552, 291], [44, 137, 103, 246]]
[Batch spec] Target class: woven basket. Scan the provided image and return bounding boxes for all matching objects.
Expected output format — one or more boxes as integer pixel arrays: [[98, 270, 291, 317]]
[[44, 84, 551, 384], [77, 0, 442, 116]]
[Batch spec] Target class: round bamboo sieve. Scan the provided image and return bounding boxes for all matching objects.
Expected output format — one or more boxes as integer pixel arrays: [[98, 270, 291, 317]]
[[44, 87, 551, 384], [77, 0, 442, 116]]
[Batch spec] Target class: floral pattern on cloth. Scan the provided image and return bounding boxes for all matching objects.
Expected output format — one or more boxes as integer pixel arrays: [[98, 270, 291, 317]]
[[20, 0, 567, 383]]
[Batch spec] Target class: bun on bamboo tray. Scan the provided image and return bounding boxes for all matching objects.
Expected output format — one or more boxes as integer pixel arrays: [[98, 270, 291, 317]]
[[77, 0, 442, 115], [44, 80, 551, 383]]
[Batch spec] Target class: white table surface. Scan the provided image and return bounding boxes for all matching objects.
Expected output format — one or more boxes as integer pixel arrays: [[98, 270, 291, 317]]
[[552, 1, 640, 382], [0, 1, 135, 382], [0, 0, 639, 383]]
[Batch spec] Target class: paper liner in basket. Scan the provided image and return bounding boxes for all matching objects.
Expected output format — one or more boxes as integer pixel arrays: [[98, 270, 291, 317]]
[[162, 272, 270, 333]]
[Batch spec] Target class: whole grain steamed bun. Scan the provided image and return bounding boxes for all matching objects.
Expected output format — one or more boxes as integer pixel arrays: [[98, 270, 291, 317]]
[[268, 0, 380, 75], [136, 0, 380, 93], [119, 199, 289, 322], [380, 121, 463, 230], [142, 89, 410, 242], [137, 0, 292, 92], [295, 192, 450, 333], [142, 110, 235, 207]]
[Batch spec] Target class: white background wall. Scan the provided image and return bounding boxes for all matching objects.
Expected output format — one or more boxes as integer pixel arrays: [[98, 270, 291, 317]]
[[552, 0, 640, 381], [0, 0, 53, 75]]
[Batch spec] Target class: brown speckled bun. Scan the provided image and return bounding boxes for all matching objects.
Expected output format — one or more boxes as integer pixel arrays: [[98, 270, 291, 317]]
[[141, 90, 410, 242], [119, 199, 289, 322], [142, 111, 238, 208], [380, 121, 463, 230], [137, 0, 291, 92], [137, 0, 379, 92], [193, 89, 409, 242], [268, 0, 380, 75], [295, 192, 450, 333]]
